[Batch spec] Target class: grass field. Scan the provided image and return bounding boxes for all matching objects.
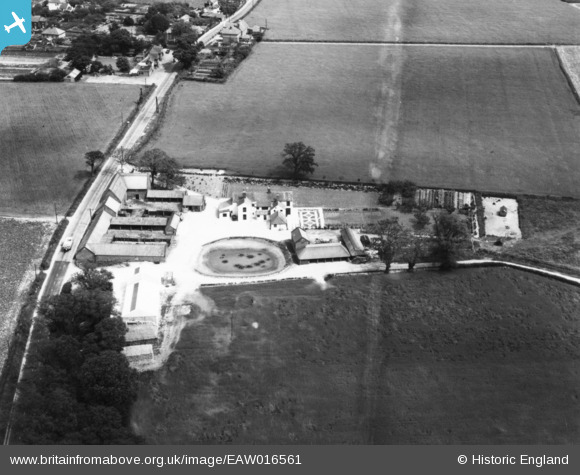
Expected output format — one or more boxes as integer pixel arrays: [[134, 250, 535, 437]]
[[247, 0, 580, 43], [0, 218, 52, 375], [0, 83, 141, 216], [148, 43, 580, 197], [132, 268, 580, 444]]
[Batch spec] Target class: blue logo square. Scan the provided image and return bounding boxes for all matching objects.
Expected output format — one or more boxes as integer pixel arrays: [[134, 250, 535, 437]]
[[1, 1, 32, 54]]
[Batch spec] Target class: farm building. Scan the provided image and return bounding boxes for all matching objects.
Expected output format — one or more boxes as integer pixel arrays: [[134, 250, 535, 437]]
[[104, 174, 128, 204], [123, 344, 154, 363], [183, 192, 206, 211], [146, 189, 185, 203], [121, 266, 161, 325], [340, 228, 366, 258], [103, 196, 121, 216], [75, 172, 183, 264], [64, 69, 81, 82], [122, 172, 150, 200], [291, 227, 350, 264], [76, 242, 167, 264]]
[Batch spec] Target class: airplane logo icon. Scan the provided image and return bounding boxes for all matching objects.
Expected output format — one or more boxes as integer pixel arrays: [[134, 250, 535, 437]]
[[4, 12, 26, 34]]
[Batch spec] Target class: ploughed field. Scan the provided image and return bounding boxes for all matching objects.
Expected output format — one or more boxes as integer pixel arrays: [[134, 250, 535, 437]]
[[0, 83, 141, 216], [132, 268, 580, 444], [149, 44, 580, 197], [247, 0, 580, 43]]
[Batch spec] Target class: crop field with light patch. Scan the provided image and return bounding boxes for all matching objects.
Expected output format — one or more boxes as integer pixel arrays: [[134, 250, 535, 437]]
[[148, 43, 580, 197], [132, 268, 580, 444], [247, 0, 580, 43], [0, 83, 142, 216], [0, 218, 52, 375]]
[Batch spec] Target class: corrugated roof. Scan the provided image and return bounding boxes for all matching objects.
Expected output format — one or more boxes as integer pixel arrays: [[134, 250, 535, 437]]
[[146, 189, 184, 199], [87, 243, 167, 257], [122, 173, 149, 190], [296, 243, 350, 261], [111, 217, 167, 226]]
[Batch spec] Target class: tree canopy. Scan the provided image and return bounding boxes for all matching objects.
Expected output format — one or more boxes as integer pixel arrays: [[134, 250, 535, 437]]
[[85, 150, 105, 175], [137, 149, 183, 188], [368, 218, 405, 273], [432, 211, 470, 269], [12, 268, 140, 444], [281, 142, 318, 180]]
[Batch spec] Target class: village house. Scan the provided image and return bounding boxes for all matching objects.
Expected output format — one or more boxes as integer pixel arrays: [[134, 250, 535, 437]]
[[31, 16, 48, 31], [218, 190, 293, 226], [42, 27, 66, 40]]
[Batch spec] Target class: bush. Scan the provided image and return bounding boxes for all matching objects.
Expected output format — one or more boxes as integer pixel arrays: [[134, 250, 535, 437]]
[[413, 208, 430, 230], [40, 219, 69, 270]]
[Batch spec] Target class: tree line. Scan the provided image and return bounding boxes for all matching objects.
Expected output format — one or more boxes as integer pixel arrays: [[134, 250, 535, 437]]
[[12, 269, 141, 444]]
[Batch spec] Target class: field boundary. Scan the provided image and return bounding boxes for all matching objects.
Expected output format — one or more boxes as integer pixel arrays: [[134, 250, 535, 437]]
[[554, 48, 580, 105], [261, 39, 578, 47]]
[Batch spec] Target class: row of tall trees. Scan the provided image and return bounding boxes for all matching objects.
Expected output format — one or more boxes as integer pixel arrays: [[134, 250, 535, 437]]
[[12, 269, 141, 444], [368, 211, 471, 273]]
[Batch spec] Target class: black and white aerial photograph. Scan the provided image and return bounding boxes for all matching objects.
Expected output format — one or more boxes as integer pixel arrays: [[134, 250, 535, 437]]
[[0, 0, 579, 452]]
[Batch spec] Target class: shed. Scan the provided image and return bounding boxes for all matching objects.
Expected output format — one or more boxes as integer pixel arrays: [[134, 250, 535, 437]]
[[146, 189, 185, 202], [183, 193, 206, 211]]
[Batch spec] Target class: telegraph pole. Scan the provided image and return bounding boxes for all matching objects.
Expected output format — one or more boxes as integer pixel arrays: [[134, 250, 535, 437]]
[[53, 203, 58, 224]]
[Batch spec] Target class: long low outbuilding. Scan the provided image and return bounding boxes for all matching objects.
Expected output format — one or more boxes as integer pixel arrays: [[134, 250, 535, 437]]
[[76, 242, 167, 264]]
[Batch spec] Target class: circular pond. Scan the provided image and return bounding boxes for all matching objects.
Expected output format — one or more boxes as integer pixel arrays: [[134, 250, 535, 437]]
[[197, 238, 287, 277]]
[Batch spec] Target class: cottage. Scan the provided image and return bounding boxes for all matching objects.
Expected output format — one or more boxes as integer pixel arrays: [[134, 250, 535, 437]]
[[221, 23, 241, 44]]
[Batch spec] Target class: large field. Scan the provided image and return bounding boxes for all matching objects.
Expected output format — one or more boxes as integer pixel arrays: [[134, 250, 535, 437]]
[[149, 43, 580, 197], [0, 218, 52, 376], [0, 83, 141, 216], [247, 0, 580, 43], [132, 268, 580, 444]]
